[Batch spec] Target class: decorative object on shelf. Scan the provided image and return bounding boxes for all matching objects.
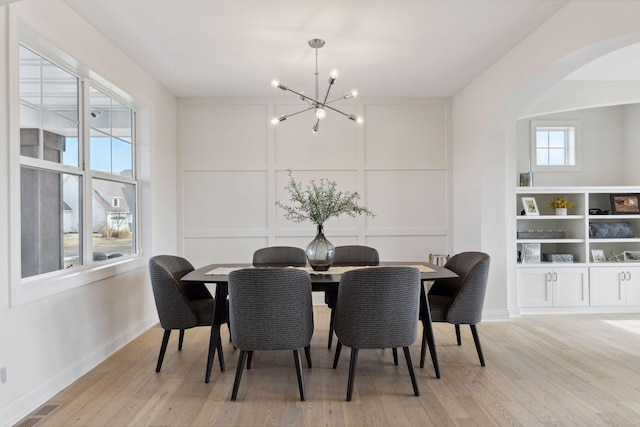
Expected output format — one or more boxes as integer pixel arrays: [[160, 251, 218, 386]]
[[623, 251, 640, 261], [589, 221, 636, 238], [543, 253, 574, 263], [520, 243, 541, 263], [608, 251, 624, 262], [589, 208, 610, 215], [276, 170, 374, 271], [591, 249, 606, 263], [517, 230, 566, 239], [519, 172, 533, 187], [270, 39, 363, 134], [548, 196, 576, 216], [610, 193, 640, 215], [521, 197, 539, 216]]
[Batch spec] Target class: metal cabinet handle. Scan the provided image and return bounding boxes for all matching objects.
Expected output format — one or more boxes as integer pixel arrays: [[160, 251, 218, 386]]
[[627, 271, 631, 281], [620, 271, 626, 282], [553, 272, 558, 282]]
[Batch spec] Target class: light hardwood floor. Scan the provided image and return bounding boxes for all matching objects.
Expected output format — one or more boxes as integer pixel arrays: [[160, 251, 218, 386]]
[[19, 308, 640, 427]]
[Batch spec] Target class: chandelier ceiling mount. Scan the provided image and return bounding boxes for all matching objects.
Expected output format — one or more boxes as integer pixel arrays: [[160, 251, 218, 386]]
[[270, 38, 363, 134]]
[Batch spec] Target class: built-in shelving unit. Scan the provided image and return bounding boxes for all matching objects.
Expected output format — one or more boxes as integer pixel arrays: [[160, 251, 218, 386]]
[[514, 186, 640, 312]]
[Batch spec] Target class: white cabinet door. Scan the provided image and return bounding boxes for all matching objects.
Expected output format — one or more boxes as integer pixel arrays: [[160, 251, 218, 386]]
[[518, 267, 588, 307], [518, 268, 552, 307], [590, 268, 625, 306], [624, 267, 640, 306], [553, 268, 589, 307]]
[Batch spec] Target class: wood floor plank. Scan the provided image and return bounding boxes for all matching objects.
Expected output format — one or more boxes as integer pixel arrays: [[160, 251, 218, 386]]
[[24, 311, 640, 427]]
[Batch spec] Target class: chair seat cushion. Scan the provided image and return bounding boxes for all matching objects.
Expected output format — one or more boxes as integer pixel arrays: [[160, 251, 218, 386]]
[[425, 294, 454, 322]]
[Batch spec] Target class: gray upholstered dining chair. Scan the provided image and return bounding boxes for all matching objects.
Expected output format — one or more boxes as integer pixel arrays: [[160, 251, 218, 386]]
[[250, 246, 311, 368], [148, 255, 227, 373], [325, 245, 379, 349], [421, 251, 490, 367], [332, 266, 421, 401], [227, 268, 314, 401], [252, 246, 307, 267]]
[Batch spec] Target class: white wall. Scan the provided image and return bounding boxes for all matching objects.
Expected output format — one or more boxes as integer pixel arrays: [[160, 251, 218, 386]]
[[178, 98, 453, 304], [452, 0, 640, 317], [516, 105, 632, 187], [623, 104, 640, 185], [0, 1, 178, 424]]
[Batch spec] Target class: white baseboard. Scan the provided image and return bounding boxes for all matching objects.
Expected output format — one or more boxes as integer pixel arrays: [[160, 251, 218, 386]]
[[0, 315, 158, 427]]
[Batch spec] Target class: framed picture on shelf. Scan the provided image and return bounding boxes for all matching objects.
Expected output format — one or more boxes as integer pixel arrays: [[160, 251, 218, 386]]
[[610, 193, 640, 215], [521, 197, 539, 215], [521, 243, 541, 263], [623, 251, 640, 261], [591, 249, 606, 263]]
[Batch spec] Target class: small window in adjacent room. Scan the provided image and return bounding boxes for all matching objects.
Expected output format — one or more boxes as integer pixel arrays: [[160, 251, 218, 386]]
[[530, 120, 581, 171]]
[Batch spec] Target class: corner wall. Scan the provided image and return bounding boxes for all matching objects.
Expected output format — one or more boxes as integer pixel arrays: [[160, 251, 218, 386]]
[[452, 0, 640, 317]]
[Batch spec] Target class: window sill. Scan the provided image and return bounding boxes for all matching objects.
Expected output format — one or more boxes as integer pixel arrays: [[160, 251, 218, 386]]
[[11, 255, 148, 306]]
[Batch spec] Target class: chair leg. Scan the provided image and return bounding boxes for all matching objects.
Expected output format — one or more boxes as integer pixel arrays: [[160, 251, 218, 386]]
[[217, 337, 225, 372], [293, 349, 306, 401], [403, 346, 420, 396], [333, 341, 342, 369], [178, 329, 185, 351], [346, 348, 359, 401], [231, 350, 248, 401], [156, 329, 171, 373], [455, 324, 461, 345], [470, 325, 486, 366], [304, 345, 312, 368], [392, 348, 398, 366], [247, 351, 253, 369], [328, 309, 335, 349]]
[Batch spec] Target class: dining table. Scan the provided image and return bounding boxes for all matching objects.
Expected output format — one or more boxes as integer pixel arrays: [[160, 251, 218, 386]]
[[181, 261, 458, 383]]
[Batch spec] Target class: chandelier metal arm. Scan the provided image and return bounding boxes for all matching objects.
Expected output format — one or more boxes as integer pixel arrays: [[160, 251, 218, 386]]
[[270, 38, 363, 132]]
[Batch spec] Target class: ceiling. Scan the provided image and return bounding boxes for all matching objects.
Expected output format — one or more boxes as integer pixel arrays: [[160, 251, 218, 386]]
[[0, 0, 627, 100], [58, 0, 580, 99]]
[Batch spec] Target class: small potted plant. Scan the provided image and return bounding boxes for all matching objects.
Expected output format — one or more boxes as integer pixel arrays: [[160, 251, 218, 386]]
[[548, 196, 575, 215]]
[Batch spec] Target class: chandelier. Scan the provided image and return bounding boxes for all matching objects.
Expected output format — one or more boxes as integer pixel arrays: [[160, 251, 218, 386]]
[[270, 39, 363, 133]]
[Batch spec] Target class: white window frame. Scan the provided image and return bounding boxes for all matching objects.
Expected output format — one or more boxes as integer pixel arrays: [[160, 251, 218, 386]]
[[530, 120, 581, 172], [9, 22, 144, 306]]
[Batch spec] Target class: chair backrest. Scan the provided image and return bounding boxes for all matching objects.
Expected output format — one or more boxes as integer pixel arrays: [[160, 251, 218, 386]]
[[149, 255, 210, 330], [252, 246, 307, 267], [228, 268, 314, 351], [332, 245, 380, 266], [335, 267, 420, 349], [428, 251, 490, 325]]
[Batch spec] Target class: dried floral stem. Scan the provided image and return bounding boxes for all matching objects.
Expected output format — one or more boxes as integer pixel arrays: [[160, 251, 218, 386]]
[[276, 171, 374, 225]]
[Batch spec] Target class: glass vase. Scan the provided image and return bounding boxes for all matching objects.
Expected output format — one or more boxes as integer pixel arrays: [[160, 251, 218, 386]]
[[306, 224, 335, 271]]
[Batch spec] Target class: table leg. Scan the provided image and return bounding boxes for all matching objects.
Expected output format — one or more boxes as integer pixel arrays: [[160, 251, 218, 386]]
[[419, 281, 440, 378], [205, 283, 227, 383]]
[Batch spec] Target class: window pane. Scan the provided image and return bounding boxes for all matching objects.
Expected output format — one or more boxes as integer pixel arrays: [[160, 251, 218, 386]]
[[92, 179, 135, 260], [548, 131, 566, 148], [112, 98, 132, 141], [21, 168, 82, 278], [536, 149, 549, 165], [43, 111, 79, 167], [89, 87, 111, 134], [90, 130, 111, 173], [42, 58, 78, 122], [536, 131, 549, 148], [548, 149, 566, 165], [19, 46, 41, 106], [112, 138, 132, 177]]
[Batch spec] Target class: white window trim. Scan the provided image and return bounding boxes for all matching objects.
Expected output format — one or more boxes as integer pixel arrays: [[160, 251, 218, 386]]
[[9, 18, 145, 306], [530, 120, 582, 172]]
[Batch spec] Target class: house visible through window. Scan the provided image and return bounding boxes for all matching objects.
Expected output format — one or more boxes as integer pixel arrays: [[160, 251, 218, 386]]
[[19, 44, 137, 278], [530, 120, 581, 171]]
